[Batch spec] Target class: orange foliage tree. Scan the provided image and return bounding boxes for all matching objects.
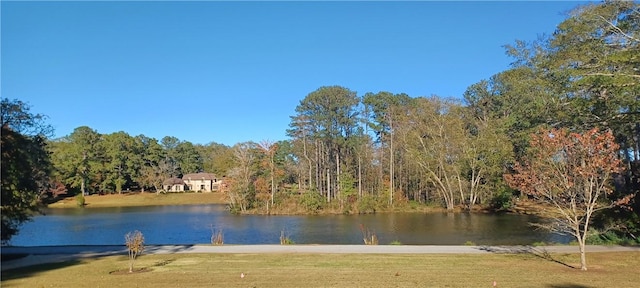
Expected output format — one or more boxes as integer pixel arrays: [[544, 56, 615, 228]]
[[505, 128, 626, 271]]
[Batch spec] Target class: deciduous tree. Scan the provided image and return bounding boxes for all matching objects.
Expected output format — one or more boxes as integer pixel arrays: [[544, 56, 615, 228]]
[[226, 142, 258, 212], [505, 128, 626, 271], [51, 126, 103, 196], [258, 140, 278, 207], [1, 99, 52, 242]]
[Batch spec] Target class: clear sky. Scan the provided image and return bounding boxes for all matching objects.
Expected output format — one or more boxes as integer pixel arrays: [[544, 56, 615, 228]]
[[2, 1, 591, 146]]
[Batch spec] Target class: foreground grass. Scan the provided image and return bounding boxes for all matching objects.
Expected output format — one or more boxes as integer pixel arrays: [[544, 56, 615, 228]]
[[47, 192, 226, 208], [2, 252, 639, 287]]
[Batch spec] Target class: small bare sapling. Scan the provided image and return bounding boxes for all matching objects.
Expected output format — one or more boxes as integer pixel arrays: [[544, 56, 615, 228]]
[[125, 230, 145, 273]]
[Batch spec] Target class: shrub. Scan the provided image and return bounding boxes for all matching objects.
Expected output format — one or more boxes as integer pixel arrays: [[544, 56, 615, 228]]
[[389, 240, 402, 245], [586, 230, 639, 245], [211, 227, 224, 245], [280, 229, 294, 245], [75, 194, 85, 207], [300, 191, 324, 213], [490, 189, 514, 211], [357, 195, 378, 214], [125, 230, 145, 273], [531, 241, 548, 247]]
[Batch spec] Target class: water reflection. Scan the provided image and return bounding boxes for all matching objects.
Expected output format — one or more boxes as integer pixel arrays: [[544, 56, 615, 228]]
[[9, 205, 570, 246]]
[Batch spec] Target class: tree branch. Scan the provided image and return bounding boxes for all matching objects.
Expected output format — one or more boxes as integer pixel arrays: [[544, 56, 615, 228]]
[[597, 15, 640, 43], [582, 73, 640, 79]]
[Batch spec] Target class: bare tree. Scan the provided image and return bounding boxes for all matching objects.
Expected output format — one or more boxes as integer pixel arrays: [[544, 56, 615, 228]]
[[225, 142, 257, 212], [125, 230, 145, 273], [139, 159, 173, 194], [258, 140, 277, 207]]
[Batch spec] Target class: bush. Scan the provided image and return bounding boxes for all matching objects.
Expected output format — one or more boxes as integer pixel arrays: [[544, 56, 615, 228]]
[[280, 229, 294, 245], [75, 194, 85, 207], [531, 241, 549, 247], [389, 240, 402, 245], [490, 189, 514, 211], [586, 230, 640, 245], [300, 191, 324, 213], [357, 195, 378, 214]]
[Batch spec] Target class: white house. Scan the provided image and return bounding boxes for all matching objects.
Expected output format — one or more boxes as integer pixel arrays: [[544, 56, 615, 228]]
[[182, 172, 223, 192], [163, 177, 187, 192]]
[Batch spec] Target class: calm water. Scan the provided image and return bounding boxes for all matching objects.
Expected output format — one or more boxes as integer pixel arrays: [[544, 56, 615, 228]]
[[8, 204, 570, 246]]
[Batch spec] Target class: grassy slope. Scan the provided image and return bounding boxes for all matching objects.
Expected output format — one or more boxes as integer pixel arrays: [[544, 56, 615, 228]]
[[2, 252, 639, 287], [47, 192, 227, 208]]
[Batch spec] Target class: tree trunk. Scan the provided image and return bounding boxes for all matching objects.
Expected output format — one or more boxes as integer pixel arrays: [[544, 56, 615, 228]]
[[390, 115, 394, 206], [326, 168, 330, 203], [358, 155, 362, 198], [303, 134, 312, 190], [270, 158, 275, 206], [128, 251, 134, 273], [579, 238, 587, 271], [336, 153, 340, 202]]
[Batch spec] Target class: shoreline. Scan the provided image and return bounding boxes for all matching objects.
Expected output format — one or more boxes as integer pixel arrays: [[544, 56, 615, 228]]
[[45, 192, 550, 218], [46, 192, 227, 209], [45, 192, 490, 213]]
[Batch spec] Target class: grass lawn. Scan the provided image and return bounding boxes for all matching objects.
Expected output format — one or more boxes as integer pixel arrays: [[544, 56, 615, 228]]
[[47, 192, 226, 208], [2, 252, 639, 287]]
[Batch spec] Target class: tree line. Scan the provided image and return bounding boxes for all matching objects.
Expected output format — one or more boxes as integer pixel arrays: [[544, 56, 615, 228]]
[[47, 127, 236, 195], [2, 1, 638, 245]]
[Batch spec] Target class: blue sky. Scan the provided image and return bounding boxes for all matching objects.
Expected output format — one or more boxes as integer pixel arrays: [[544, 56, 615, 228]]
[[2, 1, 590, 146]]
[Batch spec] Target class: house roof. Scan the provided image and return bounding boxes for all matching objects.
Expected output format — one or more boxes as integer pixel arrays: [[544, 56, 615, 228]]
[[163, 177, 185, 185], [182, 172, 218, 181]]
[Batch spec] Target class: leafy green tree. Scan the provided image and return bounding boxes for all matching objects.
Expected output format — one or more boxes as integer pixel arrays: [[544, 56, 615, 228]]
[[51, 126, 103, 196], [287, 114, 316, 191], [160, 136, 182, 177], [402, 97, 467, 210], [174, 141, 203, 174], [543, 1, 639, 134], [362, 92, 413, 205], [135, 135, 166, 192], [1, 99, 52, 242], [101, 131, 142, 193], [496, 0, 640, 234], [200, 141, 235, 177], [460, 112, 514, 206], [289, 86, 360, 203], [463, 67, 562, 159], [274, 140, 297, 187]]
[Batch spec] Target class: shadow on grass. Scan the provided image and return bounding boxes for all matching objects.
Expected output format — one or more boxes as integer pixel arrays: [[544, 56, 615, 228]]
[[1, 253, 29, 262], [477, 246, 576, 269], [1, 258, 85, 283], [547, 284, 595, 288], [1, 244, 194, 283]]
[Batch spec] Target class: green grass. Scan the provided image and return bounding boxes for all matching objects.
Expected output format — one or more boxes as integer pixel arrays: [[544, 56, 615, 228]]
[[2, 252, 639, 287], [48, 192, 226, 208]]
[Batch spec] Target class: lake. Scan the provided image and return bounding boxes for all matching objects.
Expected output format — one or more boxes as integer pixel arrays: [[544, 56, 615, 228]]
[[8, 204, 571, 246]]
